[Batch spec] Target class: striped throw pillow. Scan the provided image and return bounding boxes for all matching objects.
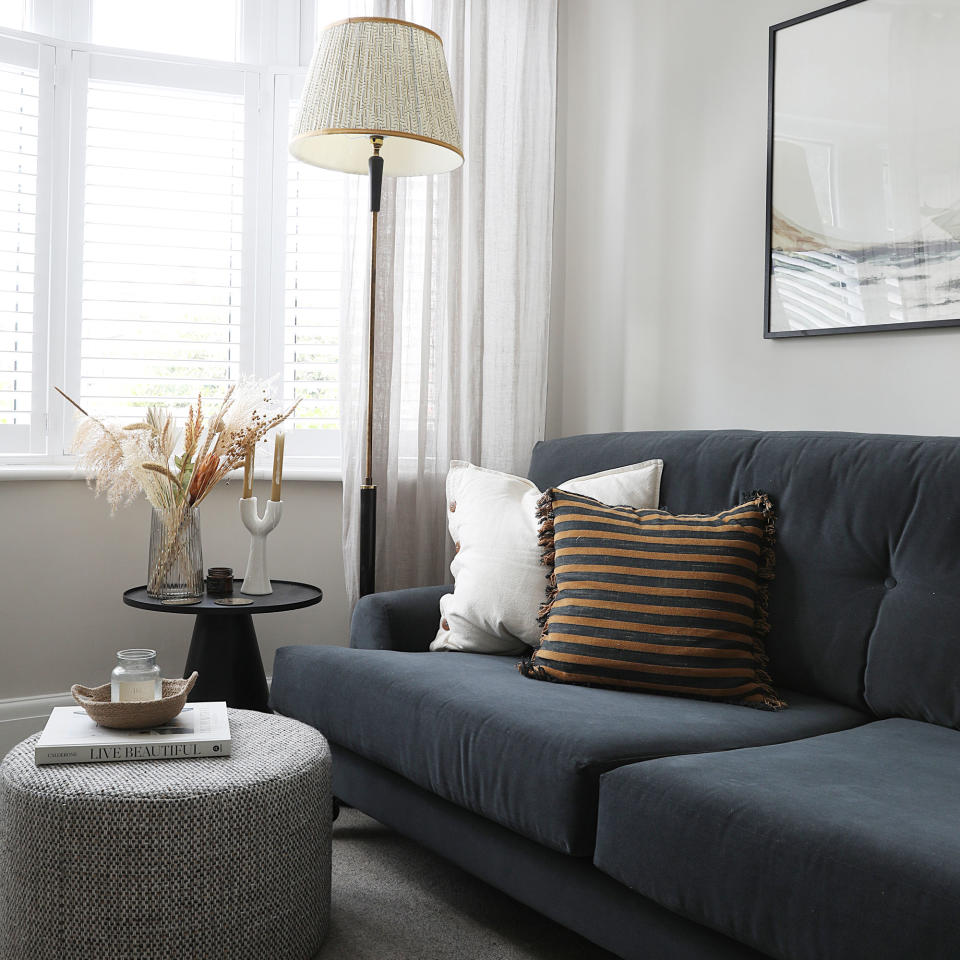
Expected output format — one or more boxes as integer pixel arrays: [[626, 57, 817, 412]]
[[519, 489, 785, 710]]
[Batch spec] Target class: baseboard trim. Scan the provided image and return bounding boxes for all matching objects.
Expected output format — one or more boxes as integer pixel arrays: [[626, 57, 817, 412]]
[[0, 681, 274, 758], [0, 677, 274, 725], [0, 690, 74, 724], [0, 691, 75, 757]]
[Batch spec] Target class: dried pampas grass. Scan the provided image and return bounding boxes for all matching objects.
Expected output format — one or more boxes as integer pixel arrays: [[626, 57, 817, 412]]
[[71, 417, 144, 512], [56, 379, 299, 513]]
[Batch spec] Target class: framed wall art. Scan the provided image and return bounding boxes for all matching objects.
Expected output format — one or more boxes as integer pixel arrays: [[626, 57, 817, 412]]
[[765, 0, 960, 337]]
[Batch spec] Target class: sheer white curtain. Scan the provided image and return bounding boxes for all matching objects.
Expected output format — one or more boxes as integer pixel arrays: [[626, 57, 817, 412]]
[[338, 0, 558, 608]]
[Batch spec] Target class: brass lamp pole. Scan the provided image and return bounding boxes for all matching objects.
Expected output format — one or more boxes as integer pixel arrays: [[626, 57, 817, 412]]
[[291, 17, 463, 597]]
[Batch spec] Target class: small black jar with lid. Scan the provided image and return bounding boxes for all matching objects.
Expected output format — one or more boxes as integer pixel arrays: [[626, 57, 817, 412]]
[[206, 567, 234, 597]]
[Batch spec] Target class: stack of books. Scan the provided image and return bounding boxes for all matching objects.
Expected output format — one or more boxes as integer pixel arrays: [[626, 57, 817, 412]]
[[35, 701, 232, 765]]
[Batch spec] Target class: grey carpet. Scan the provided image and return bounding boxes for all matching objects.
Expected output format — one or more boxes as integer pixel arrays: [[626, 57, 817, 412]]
[[317, 808, 617, 960]]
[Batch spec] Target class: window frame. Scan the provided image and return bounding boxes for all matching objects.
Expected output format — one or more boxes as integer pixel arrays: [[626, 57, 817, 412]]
[[0, 34, 54, 457], [66, 50, 255, 434], [0, 0, 345, 478]]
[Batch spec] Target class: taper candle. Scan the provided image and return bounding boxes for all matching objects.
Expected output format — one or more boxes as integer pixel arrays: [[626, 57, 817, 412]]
[[271, 432, 285, 502], [242, 446, 254, 499]]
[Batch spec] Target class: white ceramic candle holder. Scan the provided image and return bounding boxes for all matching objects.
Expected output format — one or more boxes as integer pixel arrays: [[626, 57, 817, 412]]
[[240, 497, 282, 595]]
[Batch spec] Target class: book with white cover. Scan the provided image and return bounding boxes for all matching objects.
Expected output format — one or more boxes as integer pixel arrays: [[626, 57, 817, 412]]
[[35, 701, 232, 765]]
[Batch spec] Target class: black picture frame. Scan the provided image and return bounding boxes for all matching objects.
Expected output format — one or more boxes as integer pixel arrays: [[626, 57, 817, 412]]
[[764, 0, 960, 338]]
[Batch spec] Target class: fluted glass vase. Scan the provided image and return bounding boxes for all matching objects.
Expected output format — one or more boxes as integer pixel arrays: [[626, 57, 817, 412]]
[[147, 506, 203, 599]]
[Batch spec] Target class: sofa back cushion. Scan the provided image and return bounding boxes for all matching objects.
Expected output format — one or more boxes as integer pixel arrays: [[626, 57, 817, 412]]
[[528, 431, 960, 726]]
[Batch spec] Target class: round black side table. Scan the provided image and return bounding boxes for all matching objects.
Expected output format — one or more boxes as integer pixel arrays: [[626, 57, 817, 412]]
[[122, 580, 322, 712]]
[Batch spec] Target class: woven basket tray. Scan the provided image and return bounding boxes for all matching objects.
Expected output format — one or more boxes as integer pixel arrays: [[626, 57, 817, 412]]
[[71, 672, 198, 729]]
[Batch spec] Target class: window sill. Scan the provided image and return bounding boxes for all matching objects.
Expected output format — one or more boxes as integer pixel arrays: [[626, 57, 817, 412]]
[[0, 464, 343, 483]]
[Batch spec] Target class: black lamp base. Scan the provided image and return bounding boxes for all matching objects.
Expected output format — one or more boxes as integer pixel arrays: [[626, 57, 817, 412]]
[[359, 484, 377, 597]]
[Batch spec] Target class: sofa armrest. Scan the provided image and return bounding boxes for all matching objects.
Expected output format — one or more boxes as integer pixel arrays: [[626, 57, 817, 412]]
[[350, 585, 453, 652]]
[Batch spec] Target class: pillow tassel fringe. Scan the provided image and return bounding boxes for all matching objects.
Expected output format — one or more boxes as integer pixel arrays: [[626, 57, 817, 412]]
[[519, 491, 562, 671], [746, 491, 785, 709], [518, 659, 555, 681], [523, 490, 562, 681]]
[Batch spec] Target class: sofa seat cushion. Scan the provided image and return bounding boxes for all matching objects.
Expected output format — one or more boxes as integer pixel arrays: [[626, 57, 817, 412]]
[[593, 719, 960, 960], [271, 646, 867, 856]]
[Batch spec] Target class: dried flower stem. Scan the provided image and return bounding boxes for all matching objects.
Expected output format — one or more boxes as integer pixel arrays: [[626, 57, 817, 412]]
[[57, 380, 300, 589], [146, 500, 191, 593], [142, 462, 179, 485], [54, 386, 89, 418]]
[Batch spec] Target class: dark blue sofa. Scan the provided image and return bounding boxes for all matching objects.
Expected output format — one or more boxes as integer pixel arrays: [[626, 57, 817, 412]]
[[272, 431, 960, 960]]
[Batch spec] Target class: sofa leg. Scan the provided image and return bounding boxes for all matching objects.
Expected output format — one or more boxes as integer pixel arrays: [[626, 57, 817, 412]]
[[332, 796, 341, 822]]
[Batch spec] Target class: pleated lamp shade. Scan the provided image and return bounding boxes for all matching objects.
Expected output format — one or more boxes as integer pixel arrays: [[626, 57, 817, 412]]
[[291, 16, 463, 177]]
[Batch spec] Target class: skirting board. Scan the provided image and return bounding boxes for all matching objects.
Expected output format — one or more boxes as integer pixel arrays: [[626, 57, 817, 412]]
[[0, 679, 274, 758], [0, 691, 74, 757]]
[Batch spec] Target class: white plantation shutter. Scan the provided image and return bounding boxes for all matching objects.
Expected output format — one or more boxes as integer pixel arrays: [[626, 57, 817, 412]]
[[77, 56, 246, 420], [280, 87, 343, 458], [0, 38, 41, 454], [0, 13, 354, 469]]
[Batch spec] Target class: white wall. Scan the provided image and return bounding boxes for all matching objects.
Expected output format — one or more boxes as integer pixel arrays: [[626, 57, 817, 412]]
[[549, 0, 960, 440], [0, 480, 349, 704]]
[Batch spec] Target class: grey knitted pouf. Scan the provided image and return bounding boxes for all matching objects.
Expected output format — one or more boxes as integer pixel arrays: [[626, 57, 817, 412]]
[[0, 708, 331, 960]]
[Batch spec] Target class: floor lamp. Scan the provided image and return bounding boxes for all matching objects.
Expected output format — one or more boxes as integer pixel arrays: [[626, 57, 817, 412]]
[[291, 17, 463, 597]]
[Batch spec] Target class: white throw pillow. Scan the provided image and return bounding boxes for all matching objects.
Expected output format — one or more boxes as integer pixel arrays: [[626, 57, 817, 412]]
[[431, 458, 663, 654]]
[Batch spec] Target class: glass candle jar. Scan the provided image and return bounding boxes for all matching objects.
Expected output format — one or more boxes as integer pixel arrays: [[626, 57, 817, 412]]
[[206, 567, 234, 597], [111, 649, 162, 703]]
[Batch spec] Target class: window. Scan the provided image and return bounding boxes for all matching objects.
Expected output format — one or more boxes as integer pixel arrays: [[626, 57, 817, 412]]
[[78, 64, 246, 418], [91, 0, 242, 63], [0, 37, 42, 455], [0, 3, 31, 33], [281, 89, 343, 457], [0, 0, 366, 469]]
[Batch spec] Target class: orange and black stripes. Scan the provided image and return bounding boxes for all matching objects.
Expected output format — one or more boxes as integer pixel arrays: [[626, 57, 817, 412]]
[[518, 489, 785, 711]]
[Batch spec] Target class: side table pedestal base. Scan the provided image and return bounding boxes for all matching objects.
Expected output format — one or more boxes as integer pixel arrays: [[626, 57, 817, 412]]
[[184, 613, 270, 712]]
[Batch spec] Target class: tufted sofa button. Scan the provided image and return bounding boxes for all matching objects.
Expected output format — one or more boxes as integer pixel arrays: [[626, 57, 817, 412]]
[[884, 576, 897, 589]]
